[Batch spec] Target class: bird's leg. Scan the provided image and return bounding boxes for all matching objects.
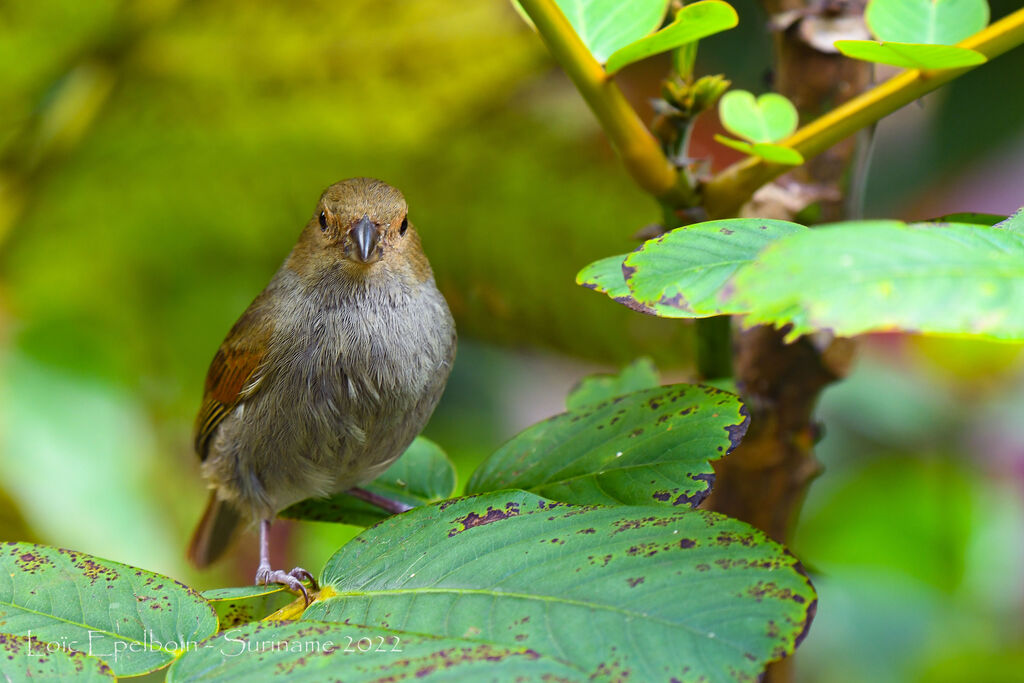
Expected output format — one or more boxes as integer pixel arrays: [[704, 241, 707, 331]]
[[349, 487, 414, 514], [254, 519, 318, 605]]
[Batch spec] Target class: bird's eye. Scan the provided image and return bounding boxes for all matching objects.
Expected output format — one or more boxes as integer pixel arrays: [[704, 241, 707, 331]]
[[318, 211, 328, 231], [399, 216, 408, 236]]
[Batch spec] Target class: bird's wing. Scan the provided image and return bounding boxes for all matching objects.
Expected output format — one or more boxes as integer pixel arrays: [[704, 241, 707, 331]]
[[194, 297, 274, 460]]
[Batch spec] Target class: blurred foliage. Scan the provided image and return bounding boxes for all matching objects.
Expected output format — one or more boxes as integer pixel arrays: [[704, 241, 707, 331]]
[[794, 343, 1024, 682]]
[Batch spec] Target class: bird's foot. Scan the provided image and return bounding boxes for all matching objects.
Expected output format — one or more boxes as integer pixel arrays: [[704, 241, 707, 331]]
[[255, 565, 319, 605]]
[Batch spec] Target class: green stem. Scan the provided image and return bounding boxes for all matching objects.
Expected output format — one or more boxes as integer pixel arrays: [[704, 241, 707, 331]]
[[694, 317, 733, 380], [517, 0, 697, 205], [702, 7, 1024, 218]]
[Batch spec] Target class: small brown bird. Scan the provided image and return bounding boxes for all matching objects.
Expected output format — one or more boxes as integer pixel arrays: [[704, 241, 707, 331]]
[[188, 178, 456, 598]]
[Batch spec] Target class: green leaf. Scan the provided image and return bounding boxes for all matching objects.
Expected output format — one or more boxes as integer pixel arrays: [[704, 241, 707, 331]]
[[280, 437, 455, 525], [0, 542, 217, 676], [168, 620, 582, 682], [566, 357, 660, 410], [719, 90, 799, 143], [623, 218, 807, 317], [729, 221, 1024, 342], [467, 384, 748, 507], [305, 491, 816, 681], [926, 212, 1007, 226], [201, 585, 296, 629], [604, 1, 738, 75], [834, 40, 986, 69], [517, 0, 670, 64], [714, 135, 805, 165], [995, 207, 1024, 234], [576, 253, 656, 314], [0, 633, 113, 681], [865, 0, 989, 45]]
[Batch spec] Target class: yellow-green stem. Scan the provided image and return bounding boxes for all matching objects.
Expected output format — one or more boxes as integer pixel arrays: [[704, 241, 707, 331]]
[[517, 0, 696, 204]]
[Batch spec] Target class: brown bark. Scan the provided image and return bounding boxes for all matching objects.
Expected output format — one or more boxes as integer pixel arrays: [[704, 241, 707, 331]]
[[702, 327, 855, 542], [700, 3, 873, 679], [705, 1, 871, 538]]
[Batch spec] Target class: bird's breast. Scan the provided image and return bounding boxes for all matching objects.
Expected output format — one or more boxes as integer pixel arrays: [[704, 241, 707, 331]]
[[270, 272, 454, 438]]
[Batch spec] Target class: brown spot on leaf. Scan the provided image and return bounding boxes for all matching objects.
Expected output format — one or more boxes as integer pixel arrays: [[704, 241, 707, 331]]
[[447, 503, 520, 537], [659, 292, 689, 310], [726, 404, 751, 452], [613, 295, 658, 315], [13, 551, 53, 574]]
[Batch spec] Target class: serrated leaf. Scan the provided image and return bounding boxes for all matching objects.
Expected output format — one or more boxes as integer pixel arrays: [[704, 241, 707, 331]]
[[467, 384, 748, 507], [576, 253, 656, 314], [834, 40, 986, 69], [280, 437, 455, 525], [714, 135, 805, 164], [865, 0, 989, 45], [566, 357, 660, 410], [201, 585, 295, 629], [719, 90, 799, 143], [730, 221, 1024, 342], [168, 620, 581, 682], [0, 542, 217, 676], [304, 491, 816, 681], [0, 634, 113, 682], [623, 218, 807, 317], [516, 0, 670, 63], [605, 1, 738, 75]]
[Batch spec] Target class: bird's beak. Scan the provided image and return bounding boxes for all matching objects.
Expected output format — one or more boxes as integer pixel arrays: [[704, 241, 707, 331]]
[[350, 215, 381, 263]]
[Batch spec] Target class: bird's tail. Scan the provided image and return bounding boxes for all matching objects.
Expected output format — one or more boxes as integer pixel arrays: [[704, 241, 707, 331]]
[[187, 492, 242, 568]]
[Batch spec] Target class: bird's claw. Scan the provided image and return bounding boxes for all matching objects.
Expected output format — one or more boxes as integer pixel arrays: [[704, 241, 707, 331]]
[[287, 566, 319, 591], [255, 565, 316, 606]]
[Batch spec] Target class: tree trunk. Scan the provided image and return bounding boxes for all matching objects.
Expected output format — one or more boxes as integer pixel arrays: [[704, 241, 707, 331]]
[[701, 2, 873, 679]]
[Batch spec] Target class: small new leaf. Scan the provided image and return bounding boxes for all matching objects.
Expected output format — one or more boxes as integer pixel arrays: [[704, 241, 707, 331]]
[[718, 90, 799, 143]]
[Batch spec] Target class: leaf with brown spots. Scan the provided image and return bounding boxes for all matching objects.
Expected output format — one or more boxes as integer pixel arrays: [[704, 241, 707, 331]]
[[0, 633, 113, 681], [304, 491, 816, 681], [0, 542, 217, 676], [167, 619, 582, 681], [621, 218, 805, 317], [575, 253, 656, 314], [201, 585, 296, 629], [566, 357, 660, 410], [467, 383, 748, 508]]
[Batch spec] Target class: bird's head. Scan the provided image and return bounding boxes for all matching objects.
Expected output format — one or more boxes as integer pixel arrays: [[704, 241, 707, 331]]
[[288, 178, 431, 285]]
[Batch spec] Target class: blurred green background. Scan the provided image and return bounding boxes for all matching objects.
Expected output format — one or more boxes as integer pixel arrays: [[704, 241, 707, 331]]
[[1, 1, 1022, 681]]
